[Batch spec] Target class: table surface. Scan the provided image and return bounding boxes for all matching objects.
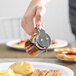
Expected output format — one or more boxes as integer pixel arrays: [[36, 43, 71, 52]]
[[0, 44, 71, 58], [0, 44, 76, 75], [0, 58, 75, 76]]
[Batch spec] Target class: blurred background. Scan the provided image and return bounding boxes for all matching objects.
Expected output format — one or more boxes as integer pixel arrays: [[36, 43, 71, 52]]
[[0, 0, 75, 43], [0, 1, 76, 73]]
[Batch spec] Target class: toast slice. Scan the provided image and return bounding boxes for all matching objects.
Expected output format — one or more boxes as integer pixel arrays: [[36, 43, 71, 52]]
[[46, 70, 61, 76], [23, 69, 61, 76], [23, 69, 41, 76], [41, 70, 48, 76], [46, 70, 54, 76], [31, 69, 42, 76]]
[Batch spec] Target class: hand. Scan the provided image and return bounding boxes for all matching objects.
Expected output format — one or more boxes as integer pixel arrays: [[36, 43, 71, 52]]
[[21, 3, 46, 35]]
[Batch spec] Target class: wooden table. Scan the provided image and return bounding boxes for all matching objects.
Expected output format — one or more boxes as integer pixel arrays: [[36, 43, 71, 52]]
[[0, 44, 75, 75], [0, 58, 75, 75], [0, 44, 71, 58]]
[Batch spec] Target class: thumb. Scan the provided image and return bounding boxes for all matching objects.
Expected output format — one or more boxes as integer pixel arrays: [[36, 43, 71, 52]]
[[35, 6, 46, 26]]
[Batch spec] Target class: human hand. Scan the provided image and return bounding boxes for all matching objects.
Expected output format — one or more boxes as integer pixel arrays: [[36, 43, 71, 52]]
[[21, 1, 46, 35]]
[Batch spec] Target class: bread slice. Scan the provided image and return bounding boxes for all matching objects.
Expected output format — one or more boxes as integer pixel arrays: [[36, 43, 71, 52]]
[[31, 69, 42, 76], [41, 70, 48, 76], [46, 70, 61, 76], [23, 72, 33, 76], [46, 70, 54, 76], [57, 53, 76, 61], [53, 70, 61, 76], [54, 48, 76, 54], [23, 69, 61, 76]]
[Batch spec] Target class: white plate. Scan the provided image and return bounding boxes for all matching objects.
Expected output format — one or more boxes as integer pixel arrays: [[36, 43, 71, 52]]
[[0, 62, 74, 76], [48, 40, 68, 49], [6, 39, 68, 50], [57, 56, 76, 62], [6, 40, 25, 50]]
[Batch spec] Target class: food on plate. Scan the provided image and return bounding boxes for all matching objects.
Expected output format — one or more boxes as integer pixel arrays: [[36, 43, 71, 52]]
[[54, 48, 76, 54], [23, 72, 33, 76], [41, 70, 48, 76], [50, 40, 62, 47], [46, 70, 61, 76], [0, 68, 15, 76], [57, 53, 76, 61], [0, 69, 7, 75], [13, 39, 62, 48], [9, 62, 61, 76], [8, 68, 15, 76], [29, 69, 42, 76], [52, 40, 57, 44], [55, 48, 76, 61], [13, 38, 27, 47], [9, 62, 34, 75], [0, 69, 6, 73], [23, 69, 61, 76]]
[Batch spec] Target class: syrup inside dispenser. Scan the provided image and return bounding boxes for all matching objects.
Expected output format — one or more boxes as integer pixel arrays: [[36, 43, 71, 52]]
[[25, 26, 51, 56]]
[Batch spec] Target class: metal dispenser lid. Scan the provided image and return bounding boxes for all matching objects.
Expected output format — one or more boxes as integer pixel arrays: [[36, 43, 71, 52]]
[[35, 26, 51, 48]]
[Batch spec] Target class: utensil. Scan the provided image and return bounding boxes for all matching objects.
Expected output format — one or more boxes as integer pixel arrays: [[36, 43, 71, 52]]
[[32, 25, 51, 49]]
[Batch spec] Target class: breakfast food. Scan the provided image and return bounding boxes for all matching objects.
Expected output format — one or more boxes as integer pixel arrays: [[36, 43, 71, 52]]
[[54, 48, 76, 54], [23, 69, 61, 76], [9, 61, 61, 76], [0, 69, 15, 76], [50, 40, 62, 47], [13, 39, 27, 47], [29, 69, 42, 76], [46, 70, 61, 76], [13, 42, 25, 47], [55, 48, 76, 61], [54, 48, 70, 54], [13, 39, 62, 48], [57, 53, 76, 61], [41, 70, 48, 76], [9, 62, 34, 75]]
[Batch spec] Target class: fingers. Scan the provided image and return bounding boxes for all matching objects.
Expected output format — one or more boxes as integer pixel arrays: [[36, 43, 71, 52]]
[[21, 6, 46, 36], [21, 16, 35, 35], [35, 6, 46, 26]]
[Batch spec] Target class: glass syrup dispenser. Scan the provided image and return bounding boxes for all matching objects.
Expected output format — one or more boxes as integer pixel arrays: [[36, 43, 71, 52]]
[[25, 26, 51, 56]]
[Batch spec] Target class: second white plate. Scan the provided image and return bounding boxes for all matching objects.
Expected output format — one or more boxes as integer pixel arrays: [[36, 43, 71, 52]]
[[0, 62, 74, 76]]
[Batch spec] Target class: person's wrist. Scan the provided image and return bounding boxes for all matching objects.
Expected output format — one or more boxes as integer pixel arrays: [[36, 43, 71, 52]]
[[31, 0, 45, 6]]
